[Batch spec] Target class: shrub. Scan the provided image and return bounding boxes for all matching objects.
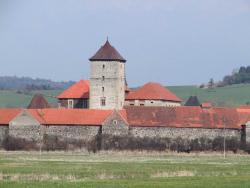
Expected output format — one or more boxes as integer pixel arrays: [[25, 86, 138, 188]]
[[3, 136, 39, 151]]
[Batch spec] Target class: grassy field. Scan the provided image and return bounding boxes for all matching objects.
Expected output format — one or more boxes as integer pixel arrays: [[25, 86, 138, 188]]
[[1, 83, 250, 107], [0, 90, 61, 108], [169, 84, 250, 107], [0, 151, 250, 188]]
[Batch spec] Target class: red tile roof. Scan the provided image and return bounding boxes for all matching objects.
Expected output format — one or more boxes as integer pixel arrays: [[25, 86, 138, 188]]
[[27, 94, 51, 109], [201, 102, 212, 108], [125, 106, 241, 129], [126, 82, 182, 102], [0, 108, 22, 125], [28, 109, 113, 126], [89, 40, 126, 62], [57, 80, 89, 99], [237, 107, 250, 125]]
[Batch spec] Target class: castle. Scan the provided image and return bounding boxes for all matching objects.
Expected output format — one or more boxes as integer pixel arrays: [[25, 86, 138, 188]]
[[1, 40, 250, 152], [57, 40, 182, 110]]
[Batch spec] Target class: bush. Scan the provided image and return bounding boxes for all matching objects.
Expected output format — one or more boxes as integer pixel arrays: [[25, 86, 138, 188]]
[[3, 136, 39, 151], [101, 135, 241, 153], [42, 134, 100, 152]]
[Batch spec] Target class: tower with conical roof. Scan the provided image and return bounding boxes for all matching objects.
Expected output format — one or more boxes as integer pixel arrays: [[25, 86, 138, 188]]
[[89, 40, 126, 109]]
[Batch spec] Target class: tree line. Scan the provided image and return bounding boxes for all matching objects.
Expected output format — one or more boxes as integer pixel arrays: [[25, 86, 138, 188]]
[[201, 66, 250, 88], [0, 76, 75, 90]]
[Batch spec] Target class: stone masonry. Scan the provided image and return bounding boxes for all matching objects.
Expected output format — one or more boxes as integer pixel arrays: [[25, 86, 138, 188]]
[[0, 126, 8, 148], [130, 127, 241, 140], [90, 61, 125, 110], [9, 110, 42, 142]]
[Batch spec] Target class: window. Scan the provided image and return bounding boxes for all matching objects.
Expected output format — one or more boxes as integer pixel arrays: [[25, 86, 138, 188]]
[[113, 120, 118, 125], [101, 97, 106, 106], [102, 76, 105, 81], [103, 64, 105, 69], [140, 104, 145, 106], [68, 99, 74, 109], [83, 99, 88, 108], [102, 87, 105, 92]]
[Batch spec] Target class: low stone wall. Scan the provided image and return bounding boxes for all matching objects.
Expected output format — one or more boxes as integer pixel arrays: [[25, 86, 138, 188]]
[[130, 126, 241, 140], [9, 124, 41, 142], [41, 125, 101, 151], [0, 126, 8, 148], [41, 125, 100, 140]]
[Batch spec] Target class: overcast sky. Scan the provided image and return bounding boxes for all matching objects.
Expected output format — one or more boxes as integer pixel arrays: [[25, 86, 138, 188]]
[[0, 0, 250, 86]]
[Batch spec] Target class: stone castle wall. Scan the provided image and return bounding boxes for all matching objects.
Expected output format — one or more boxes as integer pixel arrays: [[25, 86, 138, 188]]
[[129, 126, 240, 140], [1, 120, 243, 150], [0, 126, 8, 148], [41, 125, 100, 141], [90, 61, 125, 110]]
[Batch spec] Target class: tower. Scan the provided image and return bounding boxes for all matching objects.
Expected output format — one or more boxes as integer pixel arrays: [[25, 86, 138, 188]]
[[89, 40, 126, 109]]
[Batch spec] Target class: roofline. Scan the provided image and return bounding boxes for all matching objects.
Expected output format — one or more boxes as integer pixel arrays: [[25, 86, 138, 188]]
[[89, 58, 126, 63], [125, 99, 182, 102], [129, 125, 241, 130], [41, 124, 102, 126], [57, 97, 89, 99]]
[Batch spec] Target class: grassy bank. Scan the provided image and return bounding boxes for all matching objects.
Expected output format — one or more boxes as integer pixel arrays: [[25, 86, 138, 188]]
[[1, 83, 250, 108], [0, 151, 250, 188]]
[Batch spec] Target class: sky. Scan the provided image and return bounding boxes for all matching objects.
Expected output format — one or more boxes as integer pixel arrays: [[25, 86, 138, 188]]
[[0, 0, 250, 87]]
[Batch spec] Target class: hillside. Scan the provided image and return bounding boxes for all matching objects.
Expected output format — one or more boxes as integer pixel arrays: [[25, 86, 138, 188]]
[[169, 84, 250, 107], [1, 84, 250, 108], [0, 76, 74, 90]]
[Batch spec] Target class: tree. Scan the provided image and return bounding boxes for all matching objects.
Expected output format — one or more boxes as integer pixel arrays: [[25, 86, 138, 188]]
[[239, 66, 247, 74], [246, 66, 250, 73], [208, 78, 215, 88]]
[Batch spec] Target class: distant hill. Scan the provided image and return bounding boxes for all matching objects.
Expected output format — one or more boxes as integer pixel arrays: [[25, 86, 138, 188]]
[[0, 76, 75, 90], [169, 84, 250, 107], [1, 83, 250, 108]]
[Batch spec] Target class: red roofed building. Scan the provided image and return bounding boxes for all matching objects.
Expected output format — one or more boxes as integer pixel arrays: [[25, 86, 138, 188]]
[[0, 108, 22, 125], [29, 108, 113, 126], [125, 82, 182, 107], [125, 106, 241, 129], [57, 80, 89, 109], [27, 94, 51, 109], [0, 108, 22, 146], [56, 40, 183, 110]]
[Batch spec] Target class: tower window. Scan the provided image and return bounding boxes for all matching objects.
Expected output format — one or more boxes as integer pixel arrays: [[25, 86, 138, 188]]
[[102, 87, 105, 92], [101, 97, 106, 106], [102, 76, 105, 81]]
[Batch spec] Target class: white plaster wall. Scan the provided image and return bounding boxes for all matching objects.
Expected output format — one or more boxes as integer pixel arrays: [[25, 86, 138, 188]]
[[9, 111, 42, 141], [125, 100, 181, 107]]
